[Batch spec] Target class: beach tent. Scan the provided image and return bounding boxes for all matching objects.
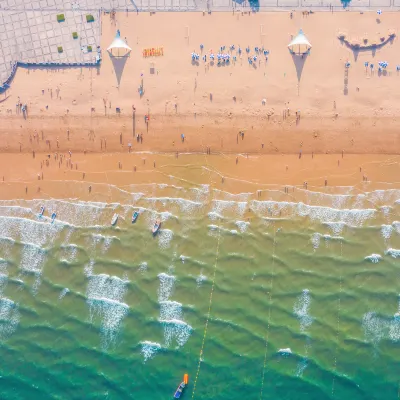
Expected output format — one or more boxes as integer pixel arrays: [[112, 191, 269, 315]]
[[107, 30, 132, 57], [288, 29, 312, 55]]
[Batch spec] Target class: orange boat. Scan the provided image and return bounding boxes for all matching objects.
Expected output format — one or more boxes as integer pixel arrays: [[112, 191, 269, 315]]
[[173, 374, 189, 398]]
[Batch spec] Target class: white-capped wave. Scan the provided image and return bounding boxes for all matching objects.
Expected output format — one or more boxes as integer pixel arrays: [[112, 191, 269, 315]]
[[364, 254, 382, 263], [140, 341, 162, 362], [385, 248, 400, 259], [59, 288, 70, 300], [251, 201, 375, 226], [86, 273, 129, 349], [0, 297, 20, 341], [381, 225, 393, 240], [158, 229, 173, 250], [235, 220, 250, 233], [158, 273, 175, 302]]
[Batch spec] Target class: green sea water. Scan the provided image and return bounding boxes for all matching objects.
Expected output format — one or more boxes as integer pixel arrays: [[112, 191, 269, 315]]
[[0, 184, 399, 400]]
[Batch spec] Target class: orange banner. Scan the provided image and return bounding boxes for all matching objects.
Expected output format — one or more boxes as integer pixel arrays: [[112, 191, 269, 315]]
[[142, 47, 164, 57]]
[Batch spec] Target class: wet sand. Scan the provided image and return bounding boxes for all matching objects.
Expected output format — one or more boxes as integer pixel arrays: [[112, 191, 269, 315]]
[[0, 152, 398, 203]]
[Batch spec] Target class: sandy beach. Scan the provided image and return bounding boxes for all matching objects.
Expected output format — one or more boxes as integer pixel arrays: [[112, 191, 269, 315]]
[[0, 11, 400, 157], [0, 11, 399, 198]]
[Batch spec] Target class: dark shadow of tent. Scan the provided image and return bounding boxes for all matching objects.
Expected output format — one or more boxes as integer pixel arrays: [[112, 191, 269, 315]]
[[109, 53, 129, 87], [291, 53, 308, 82]]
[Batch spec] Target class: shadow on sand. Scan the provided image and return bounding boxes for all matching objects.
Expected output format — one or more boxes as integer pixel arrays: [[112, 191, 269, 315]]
[[339, 34, 395, 61], [109, 54, 129, 87], [291, 53, 308, 82]]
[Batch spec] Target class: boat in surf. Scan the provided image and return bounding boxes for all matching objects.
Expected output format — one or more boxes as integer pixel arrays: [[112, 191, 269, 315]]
[[39, 206, 45, 217], [111, 213, 119, 226], [132, 211, 139, 223], [173, 374, 189, 399], [152, 219, 161, 235], [51, 212, 57, 223]]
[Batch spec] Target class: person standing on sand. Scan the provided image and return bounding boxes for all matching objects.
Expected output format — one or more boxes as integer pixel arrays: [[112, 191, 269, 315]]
[[67, 130, 70, 141]]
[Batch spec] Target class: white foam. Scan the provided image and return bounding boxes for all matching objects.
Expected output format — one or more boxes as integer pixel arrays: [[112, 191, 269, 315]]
[[157, 273, 175, 302], [293, 289, 313, 332], [59, 288, 70, 300], [146, 197, 203, 214], [159, 300, 183, 321], [391, 297, 400, 341], [380, 206, 392, 217], [362, 311, 388, 346], [385, 248, 400, 259], [235, 220, 250, 233], [161, 318, 193, 347], [138, 262, 148, 273], [324, 222, 345, 235], [158, 229, 173, 250], [86, 273, 129, 348], [60, 244, 78, 263], [196, 272, 207, 288], [91, 234, 118, 254], [211, 200, 247, 217], [381, 225, 393, 240], [0, 216, 63, 247], [0, 297, 20, 341], [278, 348, 292, 354], [364, 254, 382, 263], [251, 200, 375, 226], [208, 211, 223, 221], [311, 233, 321, 249], [140, 341, 162, 362]]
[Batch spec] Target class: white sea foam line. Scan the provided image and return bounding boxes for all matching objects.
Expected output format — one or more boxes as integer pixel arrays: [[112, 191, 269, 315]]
[[259, 224, 276, 400], [331, 239, 343, 397], [191, 220, 221, 400]]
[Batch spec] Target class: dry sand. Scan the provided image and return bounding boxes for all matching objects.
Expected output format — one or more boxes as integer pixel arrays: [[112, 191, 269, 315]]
[[0, 11, 399, 155], [0, 11, 399, 199]]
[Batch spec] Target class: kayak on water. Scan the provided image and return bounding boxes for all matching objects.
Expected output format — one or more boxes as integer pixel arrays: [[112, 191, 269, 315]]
[[173, 374, 189, 399]]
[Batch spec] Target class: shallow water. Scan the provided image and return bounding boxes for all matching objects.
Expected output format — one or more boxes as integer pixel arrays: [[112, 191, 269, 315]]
[[0, 184, 399, 399]]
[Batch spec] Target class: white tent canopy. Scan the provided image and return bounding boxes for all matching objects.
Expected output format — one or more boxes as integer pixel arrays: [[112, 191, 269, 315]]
[[288, 29, 312, 55], [107, 30, 132, 57]]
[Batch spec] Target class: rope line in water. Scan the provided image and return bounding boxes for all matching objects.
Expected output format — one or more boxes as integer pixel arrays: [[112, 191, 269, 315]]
[[331, 239, 343, 397], [259, 224, 276, 400], [191, 220, 222, 400]]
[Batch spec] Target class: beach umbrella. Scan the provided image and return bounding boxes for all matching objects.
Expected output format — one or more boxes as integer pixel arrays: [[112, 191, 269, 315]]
[[364, 61, 369, 67], [287, 29, 312, 55], [370, 63, 374, 69], [238, 47, 242, 54], [107, 29, 132, 57], [253, 55, 257, 61], [396, 65, 400, 71], [200, 44, 204, 49], [377, 9, 382, 15], [345, 62, 351, 68], [246, 47, 250, 53]]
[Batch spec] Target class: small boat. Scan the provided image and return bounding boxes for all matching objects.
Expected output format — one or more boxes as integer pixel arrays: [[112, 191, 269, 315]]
[[39, 206, 45, 217], [111, 213, 118, 226], [132, 211, 139, 223], [51, 212, 57, 223], [174, 374, 189, 399], [152, 219, 161, 235]]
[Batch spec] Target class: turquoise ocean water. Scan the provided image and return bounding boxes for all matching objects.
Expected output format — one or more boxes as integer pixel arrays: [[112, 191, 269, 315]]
[[0, 183, 399, 399]]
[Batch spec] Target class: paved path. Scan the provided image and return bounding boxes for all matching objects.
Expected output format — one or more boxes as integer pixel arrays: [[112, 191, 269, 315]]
[[0, 0, 398, 89]]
